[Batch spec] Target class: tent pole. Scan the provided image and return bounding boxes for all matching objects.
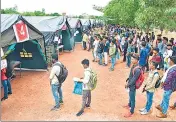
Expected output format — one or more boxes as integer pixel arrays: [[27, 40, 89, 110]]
[[43, 35, 47, 63]]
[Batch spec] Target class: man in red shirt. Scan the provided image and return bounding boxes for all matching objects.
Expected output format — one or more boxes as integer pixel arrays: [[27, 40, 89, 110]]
[[1, 68, 12, 101], [150, 48, 162, 68]]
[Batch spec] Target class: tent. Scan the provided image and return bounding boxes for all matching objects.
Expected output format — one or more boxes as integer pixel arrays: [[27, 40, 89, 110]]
[[68, 18, 83, 43], [1, 14, 47, 70], [90, 19, 96, 28], [80, 19, 91, 31], [24, 16, 74, 51]]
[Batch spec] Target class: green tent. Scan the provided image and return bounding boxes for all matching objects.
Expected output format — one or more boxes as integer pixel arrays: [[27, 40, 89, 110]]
[[1, 14, 47, 70], [24, 16, 74, 51], [68, 18, 83, 43]]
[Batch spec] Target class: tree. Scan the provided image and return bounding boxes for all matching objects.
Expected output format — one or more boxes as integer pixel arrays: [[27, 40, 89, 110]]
[[1, 5, 20, 14], [135, 0, 176, 32], [104, 0, 140, 26]]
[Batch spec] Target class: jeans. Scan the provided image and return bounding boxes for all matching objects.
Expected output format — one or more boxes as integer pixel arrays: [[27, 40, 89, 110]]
[[115, 52, 120, 62], [51, 84, 63, 107], [128, 90, 136, 114], [104, 52, 108, 64], [126, 55, 131, 67], [2, 79, 12, 98], [145, 91, 154, 112], [98, 53, 103, 65], [160, 90, 172, 114], [123, 51, 127, 62], [83, 41, 87, 50], [145, 56, 149, 71], [121, 45, 124, 52], [81, 90, 91, 111], [111, 57, 116, 69]]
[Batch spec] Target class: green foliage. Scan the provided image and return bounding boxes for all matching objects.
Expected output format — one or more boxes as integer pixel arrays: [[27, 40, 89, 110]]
[[1, 5, 19, 14], [104, 0, 176, 31], [2, 6, 61, 16]]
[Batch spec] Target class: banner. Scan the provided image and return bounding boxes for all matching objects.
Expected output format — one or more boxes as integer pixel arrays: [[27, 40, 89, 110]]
[[13, 20, 29, 43], [1, 48, 7, 70]]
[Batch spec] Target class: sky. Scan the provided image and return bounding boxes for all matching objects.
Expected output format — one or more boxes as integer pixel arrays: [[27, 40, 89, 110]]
[[1, 0, 111, 16]]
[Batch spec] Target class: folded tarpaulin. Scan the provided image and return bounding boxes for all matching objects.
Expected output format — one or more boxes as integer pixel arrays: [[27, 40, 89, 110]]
[[73, 81, 83, 95]]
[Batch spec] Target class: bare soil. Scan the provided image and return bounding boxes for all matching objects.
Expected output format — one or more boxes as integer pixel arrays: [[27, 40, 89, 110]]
[[1, 44, 176, 121]]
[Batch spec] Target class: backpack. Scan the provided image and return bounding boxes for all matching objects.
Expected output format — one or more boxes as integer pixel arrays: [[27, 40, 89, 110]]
[[153, 72, 162, 88], [132, 66, 145, 89], [54, 62, 68, 84], [87, 69, 97, 91]]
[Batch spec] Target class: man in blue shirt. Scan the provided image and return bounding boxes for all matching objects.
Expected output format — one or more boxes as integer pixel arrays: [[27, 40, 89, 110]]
[[139, 41, 148, 71]]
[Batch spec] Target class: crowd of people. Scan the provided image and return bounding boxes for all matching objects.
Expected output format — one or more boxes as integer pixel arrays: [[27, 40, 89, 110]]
[[80, 25, 176, 118], [1, 24, 176, 119]]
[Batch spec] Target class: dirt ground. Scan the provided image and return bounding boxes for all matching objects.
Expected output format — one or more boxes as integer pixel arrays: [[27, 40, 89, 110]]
[[1, 44, 176, 121]]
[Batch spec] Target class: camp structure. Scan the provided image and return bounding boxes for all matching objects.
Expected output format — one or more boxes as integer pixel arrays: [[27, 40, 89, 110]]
[[68, 18, 83, 43], [80, 19, 91, 31], [24, 16, 74, 51], [90, 19, 96, 28], [1, 14, 47, 70]]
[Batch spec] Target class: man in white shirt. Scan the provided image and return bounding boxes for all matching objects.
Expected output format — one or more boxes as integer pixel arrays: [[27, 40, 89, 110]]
[[93, 36, 99, 62], [76, 59, 91, 116], [49, 54, 63, 111]]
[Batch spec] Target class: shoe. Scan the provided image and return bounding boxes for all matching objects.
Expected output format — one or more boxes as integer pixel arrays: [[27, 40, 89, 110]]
[[92, 60, 95, 62], [170, 105, 176, 110], [156, 105, 162, 112], [86, 104, 91, 109], [50, 106, 60, 111], [59, 100, 64, 105], [103, 64, 107, 66], [139, 108, 146, 112], [123, 105, 130, 109], [76, 110, 84, 116], [156, 113, 167, 118], [8, 92, 12, 95], [1, 97, 8, 101], [140, 109, 149, 115], [124, 112, 133, 118]]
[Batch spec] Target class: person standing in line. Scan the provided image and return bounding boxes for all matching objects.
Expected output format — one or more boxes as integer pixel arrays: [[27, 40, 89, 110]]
[[82, 32, 88, 50], [76, 59, 92, 116], [49, 54, 64, 111], [109, 40, 117, 71], [92, 36, 99, 62], [97, 37, 105, 65], [140, 62, 159, 115], [1, 68, 12, 101], [139, 41, 148, 71], [126, 39, 134, 68], [124, 55, 141, 118], [156, 56, 176, 118], [163, 43, 173, 71], [103, 37, 110, 66], [123, 37, 129, 62]]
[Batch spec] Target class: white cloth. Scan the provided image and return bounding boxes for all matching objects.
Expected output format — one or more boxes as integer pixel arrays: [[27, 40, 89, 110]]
[[49, 62, 61, 85], [1, 48, 7, 70], [121, 37, 125, 46], [104, 52, 108, 64], [81, 67, 91, 90], [93, 40, 99, 52], [163, 49, 173, 63]]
